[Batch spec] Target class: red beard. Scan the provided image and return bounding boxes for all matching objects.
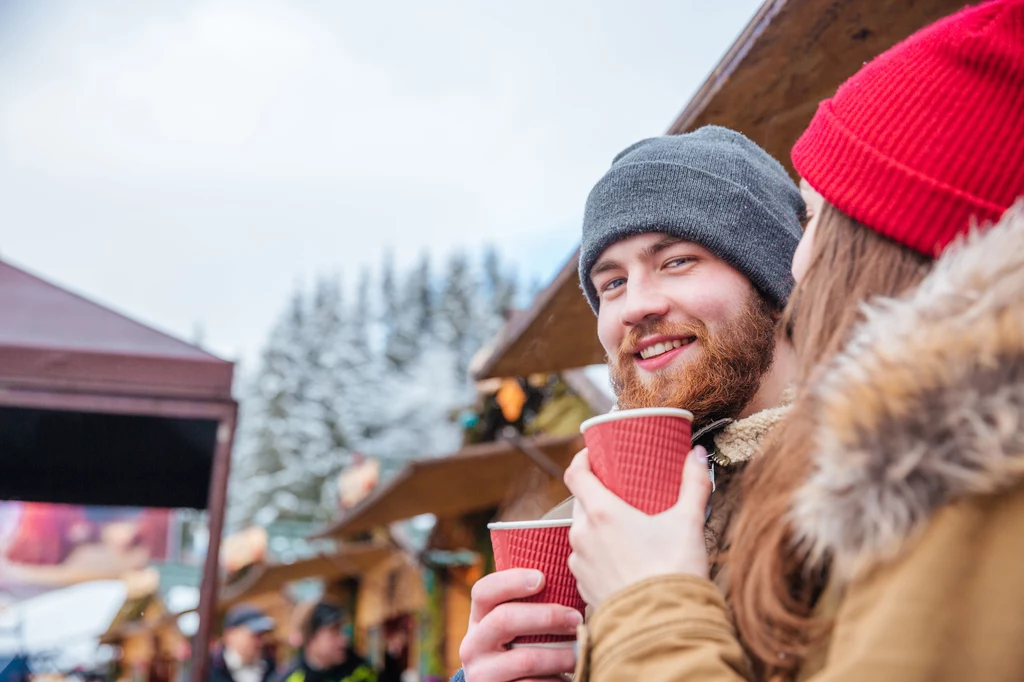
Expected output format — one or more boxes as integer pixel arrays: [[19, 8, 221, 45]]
[[609, 291, 777, 430]]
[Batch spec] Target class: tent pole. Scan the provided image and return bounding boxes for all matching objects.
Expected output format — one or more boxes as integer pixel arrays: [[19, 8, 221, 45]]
[[191, 403, 237, 682]]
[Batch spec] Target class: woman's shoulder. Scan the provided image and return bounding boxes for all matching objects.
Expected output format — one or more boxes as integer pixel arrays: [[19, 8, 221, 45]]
[[792, 203, 1024, 585]]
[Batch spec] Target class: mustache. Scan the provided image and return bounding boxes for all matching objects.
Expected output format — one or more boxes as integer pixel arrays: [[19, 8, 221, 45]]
[[617, 319, 706, 360], [607, 292, 778, 429]]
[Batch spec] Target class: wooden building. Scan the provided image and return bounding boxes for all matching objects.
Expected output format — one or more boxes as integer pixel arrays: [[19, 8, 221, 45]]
[[315, 434, 585, 679]]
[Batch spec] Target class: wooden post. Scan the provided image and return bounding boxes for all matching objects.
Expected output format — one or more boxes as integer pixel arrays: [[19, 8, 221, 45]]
[[500, 428, 565, 480], [190, 404, 237, 682]]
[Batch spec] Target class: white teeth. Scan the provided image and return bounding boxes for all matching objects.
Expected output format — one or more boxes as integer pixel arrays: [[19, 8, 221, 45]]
[[639, 339, 689, 360]]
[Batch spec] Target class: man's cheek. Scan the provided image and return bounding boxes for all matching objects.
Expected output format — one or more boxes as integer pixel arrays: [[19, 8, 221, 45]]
[[596, 316, 621, 358], [681, 279, 751, 327]]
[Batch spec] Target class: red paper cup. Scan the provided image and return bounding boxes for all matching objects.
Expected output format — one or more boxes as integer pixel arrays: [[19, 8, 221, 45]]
[[580, 407, 693, 514], [488, 519, 583, 646]]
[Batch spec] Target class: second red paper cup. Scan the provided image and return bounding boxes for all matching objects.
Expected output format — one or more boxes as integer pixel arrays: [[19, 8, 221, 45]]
[[580, 407, 694, 514], [488, 519, 583, 646]]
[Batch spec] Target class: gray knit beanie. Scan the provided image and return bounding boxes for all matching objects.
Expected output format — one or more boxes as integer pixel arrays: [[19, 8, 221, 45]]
[[579, 126, 805, 313]]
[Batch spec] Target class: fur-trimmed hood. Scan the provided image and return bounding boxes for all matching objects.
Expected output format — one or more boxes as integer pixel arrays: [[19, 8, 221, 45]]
[[792, 202, 1024, 582]]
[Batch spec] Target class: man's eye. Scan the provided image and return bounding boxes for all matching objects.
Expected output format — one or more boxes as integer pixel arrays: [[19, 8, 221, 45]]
[[601, 277, 625, 293], [665, 257, 694, 268]]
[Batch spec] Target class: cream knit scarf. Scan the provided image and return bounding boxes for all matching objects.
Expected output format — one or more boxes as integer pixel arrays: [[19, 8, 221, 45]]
[[712, 388, 794, 465]]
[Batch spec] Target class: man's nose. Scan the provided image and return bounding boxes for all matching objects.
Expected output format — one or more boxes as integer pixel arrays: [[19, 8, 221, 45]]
[[619, 278, 670, 327]]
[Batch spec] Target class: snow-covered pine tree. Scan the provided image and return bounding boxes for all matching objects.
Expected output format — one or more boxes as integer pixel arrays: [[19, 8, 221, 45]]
[[381, 251, 419, 371], [341, 268, 389, 446], [230, 290, 321, 525], [410, 252, 433, 337], [302, 275, 355, 513], [438, 252, 479, 380], [482, 246, 517, 338], [229, 247, 523, 526]]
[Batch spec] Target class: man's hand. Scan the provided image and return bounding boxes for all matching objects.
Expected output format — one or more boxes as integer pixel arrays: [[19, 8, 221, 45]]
[[565, 446, 713, 608], [459, 568, 580, 682]]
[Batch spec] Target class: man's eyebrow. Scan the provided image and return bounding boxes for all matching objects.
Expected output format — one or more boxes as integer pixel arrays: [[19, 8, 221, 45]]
[[590, 258, 622, 279]]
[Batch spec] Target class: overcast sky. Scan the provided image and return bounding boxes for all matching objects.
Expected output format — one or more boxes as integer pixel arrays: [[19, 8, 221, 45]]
[[0, 0, 762, 370]]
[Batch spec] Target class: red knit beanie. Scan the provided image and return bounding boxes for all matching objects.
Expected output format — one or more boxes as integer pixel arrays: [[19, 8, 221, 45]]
[[792, 0, 1024, 257]]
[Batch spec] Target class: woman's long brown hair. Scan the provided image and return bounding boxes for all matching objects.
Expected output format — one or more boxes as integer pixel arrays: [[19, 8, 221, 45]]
[[726, 203, 931, 680]]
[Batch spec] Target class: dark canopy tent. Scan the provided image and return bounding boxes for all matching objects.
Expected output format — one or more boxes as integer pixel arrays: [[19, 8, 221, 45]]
[[0, 260, 237, 682]]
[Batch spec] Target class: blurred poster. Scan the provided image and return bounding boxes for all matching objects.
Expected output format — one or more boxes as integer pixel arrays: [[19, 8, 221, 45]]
[[220, 525, 267, 575], [0, 501, 170, 600]]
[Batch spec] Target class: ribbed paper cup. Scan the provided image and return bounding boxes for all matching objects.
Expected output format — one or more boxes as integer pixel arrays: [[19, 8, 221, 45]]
[[579, 407, 693, 514], [488, 519, 582, 646]]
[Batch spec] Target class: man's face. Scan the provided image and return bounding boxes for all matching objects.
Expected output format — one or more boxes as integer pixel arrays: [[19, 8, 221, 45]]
[[306, 625, 349, 668], [223, 626, 263, 665], [591, 233, 777, 427]]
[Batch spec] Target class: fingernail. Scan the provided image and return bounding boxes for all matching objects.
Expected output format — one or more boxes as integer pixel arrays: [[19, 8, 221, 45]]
[[566, 611, 583, 628], [527, 571, 544, 590], [692, 445, 708, 463]]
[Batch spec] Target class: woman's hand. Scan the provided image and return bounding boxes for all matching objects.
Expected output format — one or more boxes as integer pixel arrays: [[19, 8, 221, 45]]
[[564, 446, 713, 608]]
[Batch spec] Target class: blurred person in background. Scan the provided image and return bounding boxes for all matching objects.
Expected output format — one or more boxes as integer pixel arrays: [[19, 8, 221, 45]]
[[209, 605, 277, 682], [378, 619, 410, 682], [275, 603, 376, 682]]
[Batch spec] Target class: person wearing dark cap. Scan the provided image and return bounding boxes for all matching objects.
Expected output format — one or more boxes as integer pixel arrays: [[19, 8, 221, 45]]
[[456, 125, 806, 682], [275, 602, 376, 682], [209, 605, 277, 682]]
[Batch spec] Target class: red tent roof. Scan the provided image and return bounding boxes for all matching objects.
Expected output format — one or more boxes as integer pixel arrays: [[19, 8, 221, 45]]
[[0, 260, 233, 402], [0, 260, 236, 509]]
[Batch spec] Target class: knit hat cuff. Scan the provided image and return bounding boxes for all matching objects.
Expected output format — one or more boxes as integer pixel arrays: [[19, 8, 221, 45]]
[[579, 161, 799, 313], [792, 100, 1009, 256]]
